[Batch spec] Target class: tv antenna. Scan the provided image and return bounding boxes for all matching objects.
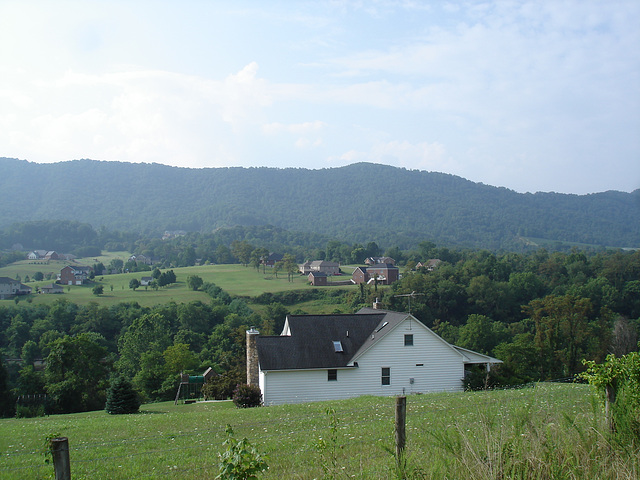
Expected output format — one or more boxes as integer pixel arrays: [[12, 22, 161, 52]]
[[394, 291, 424, 315]]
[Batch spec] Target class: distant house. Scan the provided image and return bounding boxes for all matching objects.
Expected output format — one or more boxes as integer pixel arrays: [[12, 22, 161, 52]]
[[262, 253, 284, 268], [41, 283, 64, 294], [352, 264, 399, 285], [57, 265, 92, 285], [417, 259, 442, 272], [129, 254, 153, 265], [299, 260, 340, 275], [140, 276, 153, 286], [0, 277, 32, 299], [249, 307, 502, 406], [26, 250, 59, 260], [365, 256, 396, 266], [27, 250, 48, 260], [162, 230, 187, 240], [308, 271, 328, 286]]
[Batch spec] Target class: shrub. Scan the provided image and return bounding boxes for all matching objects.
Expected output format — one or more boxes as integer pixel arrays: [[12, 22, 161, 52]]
[[105, 377, 141, 414], [582, 351, 640, 445], [217, 424, 268, 479], [15, 404, 45, 418], [232, 384, 262, 408], [203, 373, 238, 400]]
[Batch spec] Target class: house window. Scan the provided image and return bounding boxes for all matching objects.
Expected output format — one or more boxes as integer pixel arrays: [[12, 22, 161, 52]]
[[328, 369, 337, 381], [381, 367, 391, 386], [333, 341, 343, 353], [404, 334, 414, 346]]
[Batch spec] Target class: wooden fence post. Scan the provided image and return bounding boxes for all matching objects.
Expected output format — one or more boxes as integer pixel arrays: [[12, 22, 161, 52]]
[[51, 437, 71, 480], [605, 383, 617, 433], [395, 395, 406, 460]]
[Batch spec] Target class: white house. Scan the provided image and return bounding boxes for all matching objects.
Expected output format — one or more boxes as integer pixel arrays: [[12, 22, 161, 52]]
[[249, 307, 502, 406], [299, 260, 341, 275]]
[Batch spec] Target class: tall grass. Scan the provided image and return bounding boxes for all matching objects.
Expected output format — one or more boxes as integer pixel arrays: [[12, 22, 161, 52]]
[[0, 383, 638, 479], [421, 389, 636, 479]]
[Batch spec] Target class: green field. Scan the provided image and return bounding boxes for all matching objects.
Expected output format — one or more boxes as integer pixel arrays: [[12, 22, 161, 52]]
[[0, 260, 359, 311], [1, 383, 636, 479]]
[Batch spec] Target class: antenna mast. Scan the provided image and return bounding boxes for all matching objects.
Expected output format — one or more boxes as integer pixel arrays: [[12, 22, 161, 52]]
[[393, 291, 424, 314]]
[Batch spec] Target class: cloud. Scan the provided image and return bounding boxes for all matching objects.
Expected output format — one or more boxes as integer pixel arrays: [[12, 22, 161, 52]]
[[262, 121, 327, 149], [323, 1, 638, 120], [262, 120, 327, 135], [0, 1, 637, 193], [0, 63, 275, 166]]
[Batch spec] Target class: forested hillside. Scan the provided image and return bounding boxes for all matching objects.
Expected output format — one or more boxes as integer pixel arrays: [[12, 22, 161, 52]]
[[1, 247, 638, 417], [1, 158, 638, 250]]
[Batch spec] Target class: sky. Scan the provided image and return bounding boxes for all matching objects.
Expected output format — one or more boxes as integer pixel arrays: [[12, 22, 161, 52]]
[[1, 1, 638, 195]]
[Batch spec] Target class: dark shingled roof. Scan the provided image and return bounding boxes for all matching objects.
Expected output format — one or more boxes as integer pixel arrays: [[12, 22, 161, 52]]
[[257, 313, 389, 371], [308, 271, 327, 277]]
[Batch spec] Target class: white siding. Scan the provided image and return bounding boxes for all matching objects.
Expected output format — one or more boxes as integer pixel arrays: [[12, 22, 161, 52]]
[[260, 318, 465, 405], [351, 321, 465, 398], [261, 368, 362, 406]]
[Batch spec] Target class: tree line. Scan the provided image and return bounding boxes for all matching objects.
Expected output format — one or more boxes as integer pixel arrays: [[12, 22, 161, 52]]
[[1, 158, 638, 250], [0, 277, 299, 416], [0, 246, 639, 417], [379, 248, 640, 386]]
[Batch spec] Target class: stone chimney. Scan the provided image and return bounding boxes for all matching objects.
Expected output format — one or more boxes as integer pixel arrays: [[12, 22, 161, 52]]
[[373, 298, 382, 309], [246, 327, 260, 386]]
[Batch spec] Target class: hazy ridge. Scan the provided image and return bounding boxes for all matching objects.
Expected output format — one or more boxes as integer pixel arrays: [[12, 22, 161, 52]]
[[1, 157, 638, 249]]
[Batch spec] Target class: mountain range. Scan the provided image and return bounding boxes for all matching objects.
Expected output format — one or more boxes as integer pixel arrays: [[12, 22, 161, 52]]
[[1, 157, 638, 250]]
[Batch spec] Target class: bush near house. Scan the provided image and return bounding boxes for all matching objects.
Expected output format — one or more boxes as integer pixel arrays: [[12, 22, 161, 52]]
[[232, 384, 262, 408]]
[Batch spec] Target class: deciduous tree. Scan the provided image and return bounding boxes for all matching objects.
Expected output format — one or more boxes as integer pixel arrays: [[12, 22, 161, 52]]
[[44, 333, 111, 413], [186, 275, 204, 291], [117, 313, 171, 377], [282, 254, 297, 282], [526, 294, 599, 378], [163, 343, 199, 375]]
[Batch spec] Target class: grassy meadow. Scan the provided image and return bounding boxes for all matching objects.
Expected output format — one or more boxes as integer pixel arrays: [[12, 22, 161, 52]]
[[1, 383, 637, 479], [0, 258, 360, 312]]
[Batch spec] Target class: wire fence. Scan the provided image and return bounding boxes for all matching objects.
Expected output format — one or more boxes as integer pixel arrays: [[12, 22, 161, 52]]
[[0, 380, 590, 479]]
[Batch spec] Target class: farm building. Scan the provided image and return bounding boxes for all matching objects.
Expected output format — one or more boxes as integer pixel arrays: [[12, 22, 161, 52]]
[[248, 307, 501, 406]]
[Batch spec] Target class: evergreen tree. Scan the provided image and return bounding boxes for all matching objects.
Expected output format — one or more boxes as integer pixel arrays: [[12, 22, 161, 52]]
[[105, 376, 140, 414]]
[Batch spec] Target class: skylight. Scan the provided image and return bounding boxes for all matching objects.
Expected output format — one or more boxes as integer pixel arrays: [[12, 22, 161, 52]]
[[333, 341, 344, 353], [375, 321, 389, 333]]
